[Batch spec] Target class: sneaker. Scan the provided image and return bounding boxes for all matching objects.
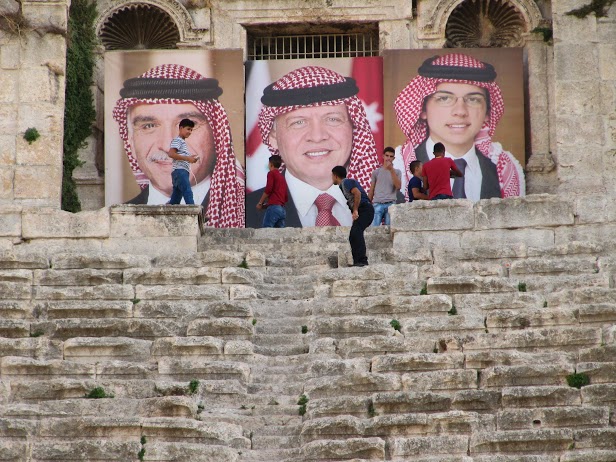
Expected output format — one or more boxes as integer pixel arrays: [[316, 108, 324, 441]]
[[352, 262, 368, 267]]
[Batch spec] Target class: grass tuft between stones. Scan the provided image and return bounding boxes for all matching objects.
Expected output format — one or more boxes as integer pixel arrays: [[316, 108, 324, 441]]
[[85, 387, 113, 399], [420, 283, 428, 295], [238, 258, 249, 269], [390, 319, 402, 332], [298, 394, 308, 416], [24, 127, 40, 144], [188, 379, 199, 395], [518, 282, 527, 292], [301, 325, 308, 334], [448, 305, 457, 316], [137, 448, 145, 461], [566, 372, 590, 389]]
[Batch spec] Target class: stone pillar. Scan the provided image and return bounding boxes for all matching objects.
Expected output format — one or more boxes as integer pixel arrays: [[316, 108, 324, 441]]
[[379, 19, 412, 51], [0, 0, 69, 207], [551, 1, 606, 195]]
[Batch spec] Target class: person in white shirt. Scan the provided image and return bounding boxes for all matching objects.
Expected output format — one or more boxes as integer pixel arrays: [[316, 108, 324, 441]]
[[246, 66, 380, 228], [393, 53, 525, 201]]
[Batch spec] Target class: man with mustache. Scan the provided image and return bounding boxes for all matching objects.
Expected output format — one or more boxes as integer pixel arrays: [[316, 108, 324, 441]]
[[246, 66, 379, 228], [113, 64, 245, 228]]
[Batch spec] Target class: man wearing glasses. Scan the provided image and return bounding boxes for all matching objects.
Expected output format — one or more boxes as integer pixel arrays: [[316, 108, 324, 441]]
[[394, 53, 525, 201], [368, 146, 402, 226]]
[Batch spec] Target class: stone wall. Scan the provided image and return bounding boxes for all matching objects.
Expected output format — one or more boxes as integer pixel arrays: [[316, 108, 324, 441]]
[[0, 0, 69, 208]]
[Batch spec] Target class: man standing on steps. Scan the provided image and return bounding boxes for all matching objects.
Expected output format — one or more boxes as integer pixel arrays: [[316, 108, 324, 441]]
[[368, 146, 402, 226], [422, 142, 464, 200], [332, 165, 374, 267]]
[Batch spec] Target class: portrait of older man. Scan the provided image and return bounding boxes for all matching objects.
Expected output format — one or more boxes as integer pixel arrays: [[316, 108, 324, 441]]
[[392, 52, 525, 201], [111, 62, 245, 228], [246, 65, 380, 228]]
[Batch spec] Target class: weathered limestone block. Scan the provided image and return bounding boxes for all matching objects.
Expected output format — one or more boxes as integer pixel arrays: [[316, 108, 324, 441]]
[[475, 196, 574, 230], [549, 287, 616, 306], [124, 267, 221, 285], [96, 360, 158, 379], [109, 205, 199, 238], [525, 274, 610, 294], [0, 319, 29, 338], [0, 337, 62, 360], [452, 390, 502, 412], [229, 284, 258, 300], [393, 230, 462, 254], [578, 304, 616, 324], [135, 284, 228, 300], [39, 416, 141, 437], [245, 250, 265, 267], [143, 442, 239, 462], [465, 351, 575, 370], [463, 327, 602, 352], [301, 437, 385, 460], [470, 429, 573, 453], [300, 415, 365, 443], [364, 413, 428, 437], [480, 364, 575, 388], [580, 345, 616, 362], [402, 313, 485, 336], [389, 435, 470, 457], [33, 268, 123, 286], [319, 263, 419, 282], [305, 372, 401, 399], [0, 357, 94, 378], [0, 251, 48, 269], [52, 252, 151, 269], [0, 441, 28, 460], [22, 208, 109, 238], [372, 352, 464, 373], [34, 300, 133, 319], [527, 241, 603, 258], [427, 260, 505, 278], [63, 337, 152, 362], [8, 378, 97, 400], [187, 318, 253, 337], [223, 340, 254, 356], [332, 279, 424, 297], [31, 440, 140, 461], [0, 207, 21, 237], [510, 257, 598, 275], [428, 276, 518, 294], [372, 391, 451, 414], [486, 308, 579, 330], [33, 284, 134, 300], [390, 200, 474, 231], [142, 417, 247, 446], [555, 224, 616, 250], [206, 301, 253, 318], [157, 358, 251, 381], [307, 396, 370, 418], [337, 335, 435, 359], [0, 282, 31, 299], [309, 358, 370, 378], [502, 386, 581, 408], [561, 450, 616, 462], [0, 417, 38, 437], [154, 250, 245, 268], [461, 228, 554, 249], [473, 456, 557, 462], [581, 384, 616, 406], [31, 319, 182, 340], [403, 370, 478, 392], [133, 300, 207, 318], [497, 406, 609, 430], [312, 294, 452, 316], [141, 396, 197, 418], [151, 337, 224, 357], [454, 293, 545, 311], [221, 267, 264, 284], [577, 362, 616, 384], [427, 411, 495, 434], [574, 428, 616, 450], [310, 316, 393, 337]]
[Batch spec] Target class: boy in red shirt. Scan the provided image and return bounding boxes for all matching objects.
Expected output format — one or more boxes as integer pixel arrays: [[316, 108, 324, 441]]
[[256, 155, 288, 227], [422, 142, 464, 200]]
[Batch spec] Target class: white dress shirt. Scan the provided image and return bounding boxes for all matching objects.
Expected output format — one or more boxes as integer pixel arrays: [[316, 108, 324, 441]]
[[147, 176, 211, 205], [425, 138, 482, 202], [285, 171, 352, 227]]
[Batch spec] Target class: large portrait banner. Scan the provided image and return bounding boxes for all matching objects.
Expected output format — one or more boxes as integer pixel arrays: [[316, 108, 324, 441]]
[[105, 50, 245, 228]]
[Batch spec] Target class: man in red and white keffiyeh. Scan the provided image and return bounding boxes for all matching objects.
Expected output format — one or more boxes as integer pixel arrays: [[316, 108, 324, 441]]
[[246, 65, 380, 228], [394, 53, 525, 201], [113, 64, 245, 228]]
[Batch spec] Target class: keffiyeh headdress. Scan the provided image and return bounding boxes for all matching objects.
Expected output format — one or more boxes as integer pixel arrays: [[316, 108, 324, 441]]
[[258, 66, 379, 191], [113, 64, 245, 228], [394, 54, 523, 197]]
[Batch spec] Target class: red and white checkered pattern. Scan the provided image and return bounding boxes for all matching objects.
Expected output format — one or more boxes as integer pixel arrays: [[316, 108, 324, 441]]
[[258, 66, 380, 192], [394, 53, 524, 198], [112, 64, 245, 228]]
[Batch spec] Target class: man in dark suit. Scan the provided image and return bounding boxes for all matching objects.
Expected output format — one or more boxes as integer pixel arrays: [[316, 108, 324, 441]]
[[246, 65, 380, 228]]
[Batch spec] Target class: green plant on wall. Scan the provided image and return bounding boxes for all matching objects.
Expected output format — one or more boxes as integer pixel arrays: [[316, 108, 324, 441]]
[[62, 0, 97, 212], [567, 0, 616, 17]]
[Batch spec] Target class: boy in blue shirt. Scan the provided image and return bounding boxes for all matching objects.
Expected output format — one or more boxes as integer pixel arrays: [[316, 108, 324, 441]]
[[407, 160, 429, 202], [167, 118, 199, 205], [332, 166, 374, 267]]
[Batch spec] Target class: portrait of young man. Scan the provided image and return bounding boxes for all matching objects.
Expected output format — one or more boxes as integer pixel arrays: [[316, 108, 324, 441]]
[[245, 59, 383, 228], [105, 50, 245, 228], [384, 49, 526, 201]]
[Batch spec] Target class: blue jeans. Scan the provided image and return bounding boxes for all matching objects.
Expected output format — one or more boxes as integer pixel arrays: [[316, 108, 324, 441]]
[[169, 169, 194, 205], [262, 205, 286, 228], [431, 194, 453, 200], [372, 202, 395, 226]]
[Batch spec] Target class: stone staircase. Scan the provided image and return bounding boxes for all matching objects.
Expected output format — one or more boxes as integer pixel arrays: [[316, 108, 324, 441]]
[[1, 196, 616, 461]]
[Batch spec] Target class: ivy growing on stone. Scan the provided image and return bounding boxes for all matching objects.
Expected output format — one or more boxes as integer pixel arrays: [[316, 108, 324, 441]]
[[63, 0, 97, 212]]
